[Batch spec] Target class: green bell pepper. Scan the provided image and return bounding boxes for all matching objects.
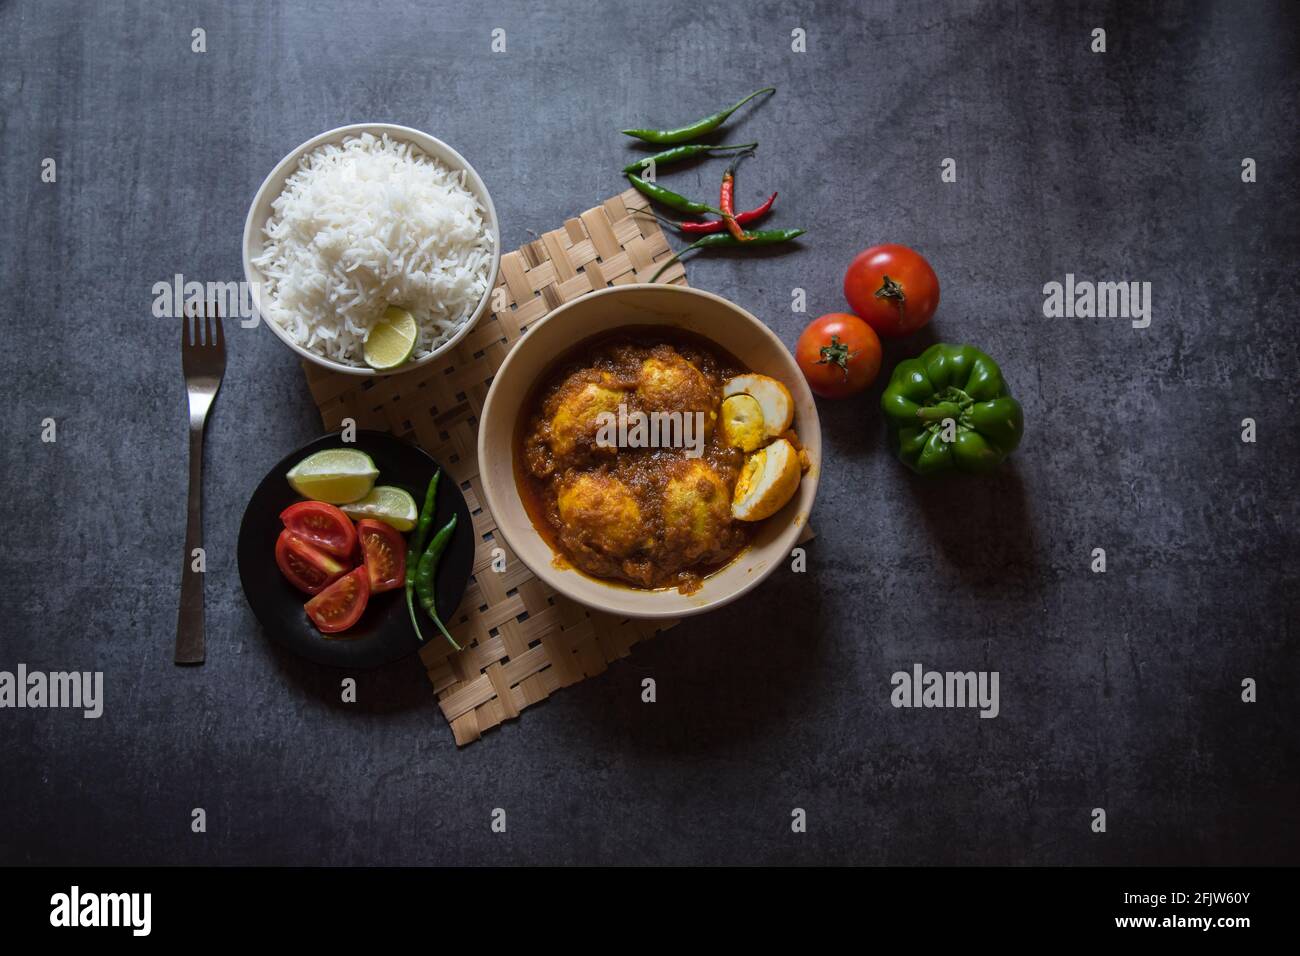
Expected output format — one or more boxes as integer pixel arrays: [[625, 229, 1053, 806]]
[[880, 343, 1024, 475]]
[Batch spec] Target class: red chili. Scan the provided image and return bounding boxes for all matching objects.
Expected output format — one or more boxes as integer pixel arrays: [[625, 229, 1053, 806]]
[[678, 192, 777, 235], [719, 160, 750, 241]]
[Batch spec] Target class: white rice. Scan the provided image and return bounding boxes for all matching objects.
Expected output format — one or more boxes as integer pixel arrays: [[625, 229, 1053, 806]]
[[252, 132, 494, 367]]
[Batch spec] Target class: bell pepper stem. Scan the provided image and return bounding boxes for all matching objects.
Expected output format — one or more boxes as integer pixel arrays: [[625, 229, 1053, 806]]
[[915, 403, 964, 423]]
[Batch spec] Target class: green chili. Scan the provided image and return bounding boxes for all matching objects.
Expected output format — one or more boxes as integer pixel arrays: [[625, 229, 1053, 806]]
[[650, 228, 806, 283], [626, 173, 723, 216], [405, 470, 440, 643], [622, 88, 775, 144], [410, 470, 440, 559], [621, 142, 757, 174], [416, 514, 460, 650]]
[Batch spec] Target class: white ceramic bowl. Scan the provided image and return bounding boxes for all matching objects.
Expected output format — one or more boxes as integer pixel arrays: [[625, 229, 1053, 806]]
[[477, 284, 821, 620], [241, 123, 501, 377]]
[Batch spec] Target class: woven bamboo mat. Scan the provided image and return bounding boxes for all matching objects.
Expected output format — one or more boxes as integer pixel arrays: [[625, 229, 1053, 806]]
[[301, 188, 693, 745]]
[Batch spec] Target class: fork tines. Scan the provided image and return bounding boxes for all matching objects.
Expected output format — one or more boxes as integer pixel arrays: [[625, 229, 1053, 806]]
[[182, 300, 226, 350]]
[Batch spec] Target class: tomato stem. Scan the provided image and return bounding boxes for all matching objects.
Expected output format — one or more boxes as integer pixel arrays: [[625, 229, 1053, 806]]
[[815, 334, 859, 382], [875, 274, 906, 321]]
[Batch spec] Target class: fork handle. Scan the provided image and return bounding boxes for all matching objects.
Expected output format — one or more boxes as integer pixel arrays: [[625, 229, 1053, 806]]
[[175, 424, 207, 664]]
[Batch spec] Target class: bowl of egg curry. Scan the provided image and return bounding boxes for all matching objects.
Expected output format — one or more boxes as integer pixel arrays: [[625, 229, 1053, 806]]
[[478, 284, 820, 619]]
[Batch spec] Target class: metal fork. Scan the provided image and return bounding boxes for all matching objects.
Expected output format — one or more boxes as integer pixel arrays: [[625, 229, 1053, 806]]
[[176, 300, 226, 664]]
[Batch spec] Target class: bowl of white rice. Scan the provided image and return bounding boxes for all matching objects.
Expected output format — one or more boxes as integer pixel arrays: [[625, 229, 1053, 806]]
[[243, 123, 500, 375]]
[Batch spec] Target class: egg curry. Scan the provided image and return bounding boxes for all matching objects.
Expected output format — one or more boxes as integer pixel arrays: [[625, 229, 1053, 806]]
[[517, 329, 810, 594]]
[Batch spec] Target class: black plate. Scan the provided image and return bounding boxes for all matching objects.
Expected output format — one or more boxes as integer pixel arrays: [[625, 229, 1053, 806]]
[[237, 430, 473, 669]]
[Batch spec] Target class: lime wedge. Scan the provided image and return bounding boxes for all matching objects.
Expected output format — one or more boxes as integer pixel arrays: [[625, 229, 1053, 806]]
[[364, 306, 418, 370], [287, 449, 379, 504], [340, 485, 419, 531]]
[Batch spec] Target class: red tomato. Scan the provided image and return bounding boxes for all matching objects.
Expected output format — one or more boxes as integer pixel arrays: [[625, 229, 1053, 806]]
[[280, 501, 357, 558], [795, 313, 883, 399], [304, 565, 370, 634], [357, 519, 405, 593], [275, 530, 347, 595], [843, 243, 940, 338]]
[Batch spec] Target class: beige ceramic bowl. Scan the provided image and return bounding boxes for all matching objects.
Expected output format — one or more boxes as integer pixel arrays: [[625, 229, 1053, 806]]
[[242, 122, 501, 377], [477, 284, 821, 620]]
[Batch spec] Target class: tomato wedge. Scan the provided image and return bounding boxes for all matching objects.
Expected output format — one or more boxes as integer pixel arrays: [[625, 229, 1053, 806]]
[[275, 530, 347, 595], [304, 566, 370, 634], [280, 501, 357, 558], [356, 519, 405, 593]]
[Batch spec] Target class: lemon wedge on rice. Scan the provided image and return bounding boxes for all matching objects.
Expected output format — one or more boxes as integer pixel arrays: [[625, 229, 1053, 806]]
[[287, 449, 379, 504], [732, 438, 802, 522], [364, 306, 418, 371]]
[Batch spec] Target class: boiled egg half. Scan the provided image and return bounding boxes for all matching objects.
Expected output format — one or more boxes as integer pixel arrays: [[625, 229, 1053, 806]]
[[720, 374, 794, 448], [731, 438, 802, 522]]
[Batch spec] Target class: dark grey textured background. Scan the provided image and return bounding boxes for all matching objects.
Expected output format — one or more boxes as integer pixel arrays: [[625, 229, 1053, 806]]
[[1, 0, 1297, 866]]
